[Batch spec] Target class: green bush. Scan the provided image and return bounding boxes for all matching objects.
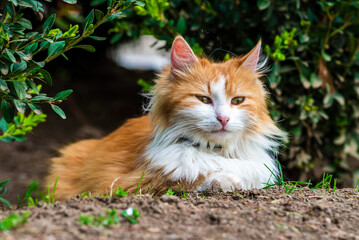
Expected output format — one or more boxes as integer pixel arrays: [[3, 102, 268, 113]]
[[107, 0, 359, 185], [0, 0, 144, 142]]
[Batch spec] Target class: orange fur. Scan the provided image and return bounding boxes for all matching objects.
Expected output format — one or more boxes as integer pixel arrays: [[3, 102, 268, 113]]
[[46, 37, 283, 200]]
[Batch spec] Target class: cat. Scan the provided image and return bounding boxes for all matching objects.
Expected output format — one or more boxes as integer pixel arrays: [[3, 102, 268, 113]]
[[46, 36, 286, 200]]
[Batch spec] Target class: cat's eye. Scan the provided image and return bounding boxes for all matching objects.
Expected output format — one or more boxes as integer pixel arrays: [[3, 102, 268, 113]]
[[231, 97, 245, 105], [196, 96, 212, 104]]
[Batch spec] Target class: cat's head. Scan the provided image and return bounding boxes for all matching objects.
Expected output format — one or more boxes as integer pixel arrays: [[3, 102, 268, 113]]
[[149, 36, 284, 147]]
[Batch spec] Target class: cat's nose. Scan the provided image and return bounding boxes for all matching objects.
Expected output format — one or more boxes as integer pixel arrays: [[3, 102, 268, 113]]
[[217, 116, 230, 127]]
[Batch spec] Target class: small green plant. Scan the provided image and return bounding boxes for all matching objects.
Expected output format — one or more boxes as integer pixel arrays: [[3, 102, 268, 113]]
[[0, 211, 30, 231], [79, 209, 121, 228], [17, 180, 42, 207], [313, 173, 337, 193], [164, 188, 175, 196], [198, 193, 206, 199], [264, 160, 312, 194], [0, 179, 11, 208], [121, 208, 140, 224], [81, 192, 94, 199], [177, 183, 189, 199], [115, 187, 128, 197]]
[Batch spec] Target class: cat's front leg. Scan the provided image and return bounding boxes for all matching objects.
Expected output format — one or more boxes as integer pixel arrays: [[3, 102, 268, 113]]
[[198, 172, 245, 192]]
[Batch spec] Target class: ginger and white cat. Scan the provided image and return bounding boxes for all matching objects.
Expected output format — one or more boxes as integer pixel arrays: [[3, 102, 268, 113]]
[[46, 36, 285, 200]]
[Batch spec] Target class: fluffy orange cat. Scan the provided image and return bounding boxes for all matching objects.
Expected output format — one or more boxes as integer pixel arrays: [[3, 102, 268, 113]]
[[46, 36, 285, 200]]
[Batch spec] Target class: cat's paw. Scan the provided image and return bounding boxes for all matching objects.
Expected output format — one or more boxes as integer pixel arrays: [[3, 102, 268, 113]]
[[198, 172, 243, 192]]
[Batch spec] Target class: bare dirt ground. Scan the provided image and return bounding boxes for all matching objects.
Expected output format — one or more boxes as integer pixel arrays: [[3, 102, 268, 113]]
[[1, 64, 358, 239], [0, 187, 358, 240]]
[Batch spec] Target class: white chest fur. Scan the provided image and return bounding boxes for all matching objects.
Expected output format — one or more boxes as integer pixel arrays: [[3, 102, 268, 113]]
[[145, 131, 281, 191]]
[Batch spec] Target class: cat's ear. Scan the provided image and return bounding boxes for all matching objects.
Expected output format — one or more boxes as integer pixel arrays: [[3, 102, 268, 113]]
[[240, 40, 263, 72], [170, 36, 198, 72]]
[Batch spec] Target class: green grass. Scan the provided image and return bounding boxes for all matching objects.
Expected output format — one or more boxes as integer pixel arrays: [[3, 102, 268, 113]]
[[264, 160, 312, 193], [178, 183, 189, 199], [79, 209, 121, 228], [313, 173, 337, 193], [135, 172, 145, 196], [0, 211, 30, 231], [355, 179, 359, 191], [264, 160, 340, 193], [0, 179, 11, 208]]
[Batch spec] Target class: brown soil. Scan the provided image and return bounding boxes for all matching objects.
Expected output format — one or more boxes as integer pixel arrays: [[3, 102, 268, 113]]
[[1, 187, 359, 240]]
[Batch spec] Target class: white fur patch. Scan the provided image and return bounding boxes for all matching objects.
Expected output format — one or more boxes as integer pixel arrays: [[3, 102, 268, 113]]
[[145, 125, 281, 190]]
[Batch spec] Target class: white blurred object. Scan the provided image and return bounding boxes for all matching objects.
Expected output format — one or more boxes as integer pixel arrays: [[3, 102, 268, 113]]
[[111, 35, 170, 71]]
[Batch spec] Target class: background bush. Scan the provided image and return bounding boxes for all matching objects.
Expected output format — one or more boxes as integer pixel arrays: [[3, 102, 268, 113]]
[[1, 0, 359, 187], [106, 0, 359, 185]]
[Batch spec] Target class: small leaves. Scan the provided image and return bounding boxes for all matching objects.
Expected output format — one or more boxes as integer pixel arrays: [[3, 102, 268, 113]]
[[13, 80, 27, 99], [17, 18, 33, 29], [257, 0, 271, 10], [54, 89, 73, 100], [176, 17, 186, 35], [42, 14, 56, 35], [51, 104, 66, 119], [47, 41, 66, 60], [73, 45, 96, 52], [62, 0, 77, 3], [81, 9, 95, 34], [13, 100, 26, 114], [5, 49, 16, 63], [27, 103, 42, 115], [1, 100, 15, 123], [38, 69, 53, 86]]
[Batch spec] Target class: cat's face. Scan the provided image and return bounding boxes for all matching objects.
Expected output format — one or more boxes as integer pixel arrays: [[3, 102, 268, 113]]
[[150, 37, 276, 145]]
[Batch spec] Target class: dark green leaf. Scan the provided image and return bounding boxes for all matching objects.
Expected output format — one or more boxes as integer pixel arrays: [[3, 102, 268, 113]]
[[13, 80, 27, 99], [13, 99, 26, 113], [135, 1, 145, 7], [0, 179, 10, 188], [95, 9, 104, 23], [257, 0, 270, 10], [26, 79, 39, 94], [47, 41, 66, 59], [310, 73, 322, 88], [31, 95, 52, 101], [321, 50, 331, 61], [51, 104, 66, 119], [1, 99, 15, 123], [176, 17, 186, 35], [17, 18, 32, 29], [24, 42, 39, 53], [38, 69, 52, 86], [62, 0, 77, 3], [5, 2, 15, 17], [107, 0, 113, 8], [73, 45, 96, 52], [32, 60, 45, 68], [11, 60, 27, 73], [5, 49, 16, 63], [0, 62, 9, 75], [54, 89, 73, 100], [0, 80, 9, 91], [42, 14, 56, 35], [61, 53, 69, 61], [81, 9, 94, 34], [27, 103, 42, 115], [0, 118, 8, 133], [89, 36, 106, 41]]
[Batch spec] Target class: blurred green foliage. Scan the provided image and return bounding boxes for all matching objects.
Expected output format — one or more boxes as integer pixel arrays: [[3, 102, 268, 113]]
[[0, 0, 144, 142], [105, 0, 359, 184]]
